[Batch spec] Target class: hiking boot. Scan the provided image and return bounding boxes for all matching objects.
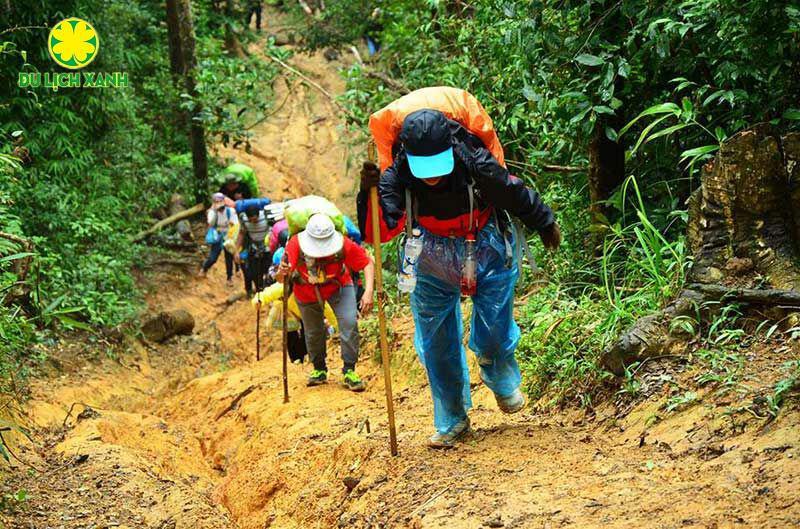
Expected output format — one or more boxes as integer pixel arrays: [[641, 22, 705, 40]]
[[307, 369, 328, 386], [427, 418, 471, 449], [495, 388, 526, 414], [342, 370, 366, 392]]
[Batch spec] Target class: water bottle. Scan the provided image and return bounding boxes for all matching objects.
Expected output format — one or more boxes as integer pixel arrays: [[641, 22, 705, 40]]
[[460, 234, 477, 297], [397, 229, 423, 293]]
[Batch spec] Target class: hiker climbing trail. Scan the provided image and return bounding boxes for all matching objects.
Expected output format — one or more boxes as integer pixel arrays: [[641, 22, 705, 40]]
[[3, 19, 799, 529]]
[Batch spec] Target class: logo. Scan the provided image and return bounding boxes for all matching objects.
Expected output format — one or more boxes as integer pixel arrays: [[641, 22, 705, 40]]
[[47, 18, 99, 70], [18, 17, 127, 91]]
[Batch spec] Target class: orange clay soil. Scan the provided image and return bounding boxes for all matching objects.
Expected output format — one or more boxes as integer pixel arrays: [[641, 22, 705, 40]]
[[2, 31, 799, 529]]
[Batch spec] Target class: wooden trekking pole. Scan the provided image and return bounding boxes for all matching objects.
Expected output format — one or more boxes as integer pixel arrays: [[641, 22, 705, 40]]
[[255, 301, 262, 361], [367, 141, 399, 456], [281, 274, 290, 404]]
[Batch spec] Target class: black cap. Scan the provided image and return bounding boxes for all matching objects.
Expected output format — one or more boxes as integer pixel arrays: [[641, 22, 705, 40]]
[[245, 206, 260, 218], [399, 109, 453, 156]]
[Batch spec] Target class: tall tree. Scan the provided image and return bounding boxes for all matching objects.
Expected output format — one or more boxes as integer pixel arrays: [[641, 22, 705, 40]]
[[166, 0, 209, 204]]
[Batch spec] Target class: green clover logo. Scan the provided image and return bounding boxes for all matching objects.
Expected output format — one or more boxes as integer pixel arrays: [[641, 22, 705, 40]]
[[48, 18, 99, 70]]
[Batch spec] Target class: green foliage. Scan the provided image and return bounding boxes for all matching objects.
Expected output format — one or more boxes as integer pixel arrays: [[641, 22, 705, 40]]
[[0, 488, 28, 515], [517, 178, 687, 407], [194, 39, 280, 149], [300, 0, 798, 407], [0, 0, 272, 391], [765, 360, 800, 419]]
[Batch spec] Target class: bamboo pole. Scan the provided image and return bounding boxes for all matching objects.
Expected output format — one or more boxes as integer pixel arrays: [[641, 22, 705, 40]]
[[281, 279, 290, 403], [367, 142, 398, 456], [255, 301, 262, 361]]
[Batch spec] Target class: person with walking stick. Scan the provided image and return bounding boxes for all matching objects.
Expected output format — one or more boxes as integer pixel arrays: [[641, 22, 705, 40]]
[[358, 87, 561, 448], [276, 214, 375, 391]]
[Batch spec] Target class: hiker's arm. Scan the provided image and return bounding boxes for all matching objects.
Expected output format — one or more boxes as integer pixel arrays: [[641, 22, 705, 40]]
[[359, 257, 375, 316], [465, 144, 555, 233], [357, 161, 407, 244], [234, 228, 245, 263], [275, 239, 297, 282]]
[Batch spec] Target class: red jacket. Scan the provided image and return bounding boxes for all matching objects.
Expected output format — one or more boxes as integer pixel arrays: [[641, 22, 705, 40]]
[[285, 236, 370, 304]]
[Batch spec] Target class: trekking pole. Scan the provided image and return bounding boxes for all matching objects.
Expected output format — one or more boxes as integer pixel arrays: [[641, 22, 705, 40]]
[[367, 141, 399, 456], [281, 273, 290, 404], [255, 300, 262, 362]]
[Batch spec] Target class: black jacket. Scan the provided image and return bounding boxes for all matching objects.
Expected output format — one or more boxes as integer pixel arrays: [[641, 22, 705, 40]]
[[357, 122, 554, 242], [219, 181, 252, 200]]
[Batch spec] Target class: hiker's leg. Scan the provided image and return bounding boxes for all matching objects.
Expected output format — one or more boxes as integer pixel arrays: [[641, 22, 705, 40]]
[[246, 254, 260, 295], [469, 225, 522, 398], [411, 273, 470, 434], [287, 330, 303, 363], [329, 285, 359, 372], [297, 301, 327, 371], [202, 241, 223, 271], [223, 249, 234, 280], [253, 255, 264, 292], [255, 5, 262, 30]]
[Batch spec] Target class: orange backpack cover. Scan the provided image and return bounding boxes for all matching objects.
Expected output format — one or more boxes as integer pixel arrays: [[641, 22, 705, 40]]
[[368, 86, 506, 171]]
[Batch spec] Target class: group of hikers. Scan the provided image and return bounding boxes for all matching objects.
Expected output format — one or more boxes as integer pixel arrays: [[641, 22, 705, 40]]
[[198, 86, 561, 448]]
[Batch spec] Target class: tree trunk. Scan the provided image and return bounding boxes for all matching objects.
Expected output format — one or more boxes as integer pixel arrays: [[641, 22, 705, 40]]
[[141, 309, 195, 343], [224, 0, 246, 58], [165, 0, 183, 80], [601, 126, 800, 375], [689, 125, 800, 289], [588, 118, 625, 231], [166, 0, 209, 205]]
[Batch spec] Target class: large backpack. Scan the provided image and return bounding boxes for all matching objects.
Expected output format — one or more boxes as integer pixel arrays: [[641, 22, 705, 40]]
[[224, 163, 260, 197], [284, 195, 346, 236], [368, 86, 506, 172]]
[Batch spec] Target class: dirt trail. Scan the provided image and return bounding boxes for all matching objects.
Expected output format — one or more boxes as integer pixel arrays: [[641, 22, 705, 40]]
[[3, 25, 800, 529]]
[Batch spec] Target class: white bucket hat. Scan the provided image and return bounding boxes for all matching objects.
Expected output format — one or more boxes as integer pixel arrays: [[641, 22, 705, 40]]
[[298, 213, 344, 258]]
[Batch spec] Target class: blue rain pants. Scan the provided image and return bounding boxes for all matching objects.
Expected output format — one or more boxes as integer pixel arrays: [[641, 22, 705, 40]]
[[410, 220, 521, 435]]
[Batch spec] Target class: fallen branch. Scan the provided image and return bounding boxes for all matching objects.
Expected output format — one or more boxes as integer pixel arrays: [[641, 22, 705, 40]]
[[686, 283, 800, 306], [412, 487, 449, 516], [245, 82, 295, 130], [364, 70, 410, 95], [133, 203, 205, 242], [215, 385, 257, 420], [143, 257, 197, 268], [0, 430, 41, 472], [347, 47, 411, 95], [542, 164, 587, 173], [62, 401, 107, 430], [264, 54, 353, 118]]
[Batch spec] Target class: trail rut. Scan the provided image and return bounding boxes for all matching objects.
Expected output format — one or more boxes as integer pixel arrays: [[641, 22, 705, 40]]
[[2, 30, 799, 529]]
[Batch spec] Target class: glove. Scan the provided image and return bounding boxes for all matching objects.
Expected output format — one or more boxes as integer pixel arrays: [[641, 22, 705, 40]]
[[360, 161, 381, 191], [539, 222, 562, 250]]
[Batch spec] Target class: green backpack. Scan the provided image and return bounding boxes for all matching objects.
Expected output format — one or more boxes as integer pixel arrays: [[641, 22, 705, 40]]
[[284, 195, 346, 236], [223, 163, 260, 197]]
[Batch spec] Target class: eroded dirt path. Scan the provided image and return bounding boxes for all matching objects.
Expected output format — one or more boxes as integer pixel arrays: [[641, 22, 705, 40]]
[[3, 25, 799, 529]]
